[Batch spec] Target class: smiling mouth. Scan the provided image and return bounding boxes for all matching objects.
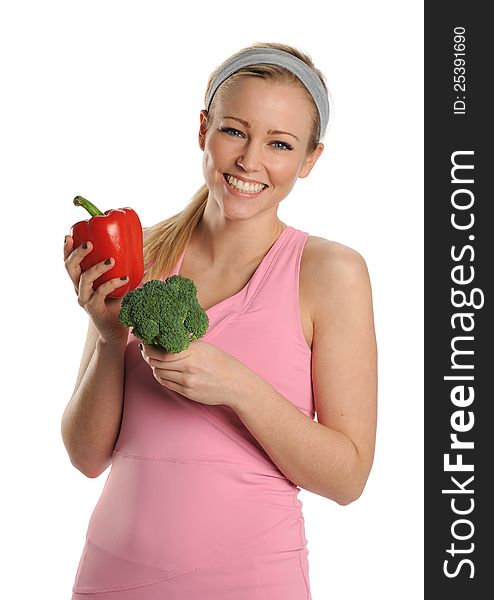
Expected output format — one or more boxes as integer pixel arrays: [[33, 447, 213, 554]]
[[223, 173, 268, 193]]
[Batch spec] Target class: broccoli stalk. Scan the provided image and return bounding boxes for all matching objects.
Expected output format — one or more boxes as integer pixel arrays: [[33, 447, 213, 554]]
[[118, 275, 209, 353]]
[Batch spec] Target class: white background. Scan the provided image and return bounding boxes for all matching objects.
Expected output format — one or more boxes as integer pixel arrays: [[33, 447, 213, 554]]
[[0, 1, 423, 598]]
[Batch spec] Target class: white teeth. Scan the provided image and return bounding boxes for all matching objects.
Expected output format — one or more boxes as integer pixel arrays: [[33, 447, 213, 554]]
[[226, 175, 266, 193]]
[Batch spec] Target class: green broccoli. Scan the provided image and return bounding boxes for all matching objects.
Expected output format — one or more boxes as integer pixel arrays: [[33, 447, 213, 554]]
[[118, 275, 209, 353]]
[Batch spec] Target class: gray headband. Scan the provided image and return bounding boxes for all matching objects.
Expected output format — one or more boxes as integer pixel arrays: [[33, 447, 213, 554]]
[[205, 47, 333, 140]]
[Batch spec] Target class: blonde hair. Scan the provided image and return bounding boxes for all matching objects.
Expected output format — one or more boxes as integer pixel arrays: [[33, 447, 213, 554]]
[[142, 41, 329, 283]]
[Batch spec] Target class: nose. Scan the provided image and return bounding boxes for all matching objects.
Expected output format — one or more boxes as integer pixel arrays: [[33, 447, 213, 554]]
[[236, 140, 262, 172]]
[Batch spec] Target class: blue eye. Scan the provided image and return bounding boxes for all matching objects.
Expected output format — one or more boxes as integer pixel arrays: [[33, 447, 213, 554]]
[[272, 141, 293, 151], [219, 127, 293, 151], [220, 127, 244, 138]]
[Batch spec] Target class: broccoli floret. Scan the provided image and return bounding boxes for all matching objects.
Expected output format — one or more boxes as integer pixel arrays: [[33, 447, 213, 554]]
[[118, 275, 209, 353]]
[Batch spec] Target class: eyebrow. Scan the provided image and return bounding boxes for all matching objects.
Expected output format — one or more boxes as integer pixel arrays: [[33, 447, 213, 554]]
[[222, 116, 300, 142]]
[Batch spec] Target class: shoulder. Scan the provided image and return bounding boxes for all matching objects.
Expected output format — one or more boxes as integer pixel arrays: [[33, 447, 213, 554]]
[[301, 235, 372, 322], [303, 234, 369, 273]]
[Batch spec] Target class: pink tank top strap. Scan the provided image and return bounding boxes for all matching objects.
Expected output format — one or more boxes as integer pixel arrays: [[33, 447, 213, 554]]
[[247, 225, 310, 339]]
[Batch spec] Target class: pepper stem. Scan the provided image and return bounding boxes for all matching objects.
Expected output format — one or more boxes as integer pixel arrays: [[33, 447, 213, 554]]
[[73, 195, 104, 217]]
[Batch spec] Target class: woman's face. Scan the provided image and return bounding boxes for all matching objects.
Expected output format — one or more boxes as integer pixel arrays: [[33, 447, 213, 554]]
[[199, 77, 324, 221]]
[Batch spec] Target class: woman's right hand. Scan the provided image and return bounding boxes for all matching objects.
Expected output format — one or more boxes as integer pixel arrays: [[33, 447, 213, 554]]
[[64, 235, 131, 345]]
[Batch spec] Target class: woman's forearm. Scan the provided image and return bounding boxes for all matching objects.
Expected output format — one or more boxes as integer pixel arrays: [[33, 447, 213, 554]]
[[61, 337, 127, 478], [229, 374, 370, 505]]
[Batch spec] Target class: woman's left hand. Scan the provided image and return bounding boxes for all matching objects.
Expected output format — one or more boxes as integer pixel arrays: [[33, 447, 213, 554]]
[[139, 340, 258, 408]]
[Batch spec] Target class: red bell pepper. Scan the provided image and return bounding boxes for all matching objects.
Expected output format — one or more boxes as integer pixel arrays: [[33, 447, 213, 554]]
[[71, 195, 144, 299]]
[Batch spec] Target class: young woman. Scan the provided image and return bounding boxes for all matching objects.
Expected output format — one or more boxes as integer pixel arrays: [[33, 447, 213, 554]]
[[62, 41, 377, 600]]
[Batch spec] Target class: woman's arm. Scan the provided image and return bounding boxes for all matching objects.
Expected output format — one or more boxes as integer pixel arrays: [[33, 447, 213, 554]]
[[61, 226, 150, 478], [230, 241, 378, 505], [308, 241, 378, 501], [61, 319, 128, 478]]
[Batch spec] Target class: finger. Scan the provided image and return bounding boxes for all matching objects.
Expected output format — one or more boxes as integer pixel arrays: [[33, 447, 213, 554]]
[[65, 238, 91, 265], [142, 343, 154, 359], [85, 274, 129, 307], [78, 256, 114, 304], [153, 350, 189, 363], [156, 375, 181, 392], [140, 345, 161, 364], [65, 239, 92, 278], [64, 239, 93, 294], [63, 234, 74, 261], [148, 350, 184, 371], [144, 347, 182, 363], [79, 258, 126, 305], [154, 367, 183, 386], [143, 343, 182, 359], [161, 365, 185, 380]]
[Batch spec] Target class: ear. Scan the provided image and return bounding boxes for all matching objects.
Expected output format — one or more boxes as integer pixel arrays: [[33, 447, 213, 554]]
[[298, 143, 325, 179], [198, 110, 209, 151]]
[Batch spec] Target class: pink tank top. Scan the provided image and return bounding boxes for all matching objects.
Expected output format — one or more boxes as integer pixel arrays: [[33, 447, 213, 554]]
[[71, 224, 315, 598]]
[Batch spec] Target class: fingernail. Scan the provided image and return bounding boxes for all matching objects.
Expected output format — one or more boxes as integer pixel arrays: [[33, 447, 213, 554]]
[[120, 275, 128, 280], [82, 242, 88, 249], [104, 258, 112, 265], [138, 343, 143, 351]]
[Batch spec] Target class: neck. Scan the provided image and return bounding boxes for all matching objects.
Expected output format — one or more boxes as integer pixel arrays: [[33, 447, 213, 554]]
[[192, 213, 286, 272]]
